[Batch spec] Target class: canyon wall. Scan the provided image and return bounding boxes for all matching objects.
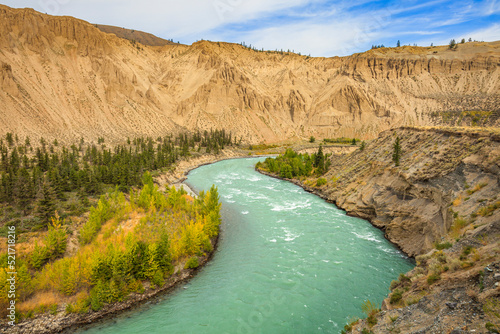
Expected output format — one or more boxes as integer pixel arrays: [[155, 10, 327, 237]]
[[0, 5, 499, 145]]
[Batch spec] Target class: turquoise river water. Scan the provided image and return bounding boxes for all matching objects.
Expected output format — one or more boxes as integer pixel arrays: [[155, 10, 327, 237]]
[[81, 157, 414, 333]]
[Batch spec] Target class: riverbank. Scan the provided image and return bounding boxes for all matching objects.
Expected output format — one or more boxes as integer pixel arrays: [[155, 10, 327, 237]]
[[1, 232, 219, 334], [256, 126, 500, 333], [6, 247, 217, 334]]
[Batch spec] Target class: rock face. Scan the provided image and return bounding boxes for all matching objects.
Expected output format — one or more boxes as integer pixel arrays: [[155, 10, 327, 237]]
[[316, 127, 500, 257], [0, 5, 499, 144], [257, 127, 500, 333]]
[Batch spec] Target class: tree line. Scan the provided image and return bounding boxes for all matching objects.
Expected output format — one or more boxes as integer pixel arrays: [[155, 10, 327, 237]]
[[256, 146, 331, 178], [0, 130, 236, 230]]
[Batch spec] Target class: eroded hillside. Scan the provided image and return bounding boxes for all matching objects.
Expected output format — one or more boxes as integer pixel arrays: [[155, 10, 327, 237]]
[[0, 5, 499, 145], [257, 126, 500, 332], [309, 127, 500, 256]]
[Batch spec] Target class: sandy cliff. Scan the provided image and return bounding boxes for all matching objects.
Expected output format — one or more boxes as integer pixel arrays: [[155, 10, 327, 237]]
[[0, 5, 499, 144]]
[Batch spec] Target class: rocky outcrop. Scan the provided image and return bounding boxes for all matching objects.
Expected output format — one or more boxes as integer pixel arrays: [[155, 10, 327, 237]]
[[0, 62, 18, 97], [315, 127, 500, 256], [0, 5, 499, 144]]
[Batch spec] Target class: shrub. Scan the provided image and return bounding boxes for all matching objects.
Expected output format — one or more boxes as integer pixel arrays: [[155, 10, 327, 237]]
[[30, 242, 49, 269], [44, 216, 67, 259], [435, 242, 452, 250], [361, 300, 379, 315], [460, 246, 473, 260], [448, 258, 461, 271], [390, 289, 403, 304], [316, 178, 327, 186], [361, 299, 380, 327], [392, 136, 401, 166], [151, 270, 164, 288], [485, 322, 499, 333], [49, 304, 58, 315], [398, 273, 410, 284], [89, 286, 103, 311], [466, 182, 488, 195], [185, 256, 199, 269], [341, 318, 359, 334], [367, 313, 377, 326], [79, 195, 112, 245], [427, 273, 440, 285], [477, 201, 500, 217], [405, 295, 421, 305]]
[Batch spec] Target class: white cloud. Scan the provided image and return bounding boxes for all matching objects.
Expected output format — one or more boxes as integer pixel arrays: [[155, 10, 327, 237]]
[[0, 0, 323, 39], [227, 14, 380, 57], [459, 23, 500, 41]]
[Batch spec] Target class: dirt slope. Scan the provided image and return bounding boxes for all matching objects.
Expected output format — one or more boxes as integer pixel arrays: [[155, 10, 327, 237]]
[[94, 24, 176, 46], [0, 5, 499, 145]]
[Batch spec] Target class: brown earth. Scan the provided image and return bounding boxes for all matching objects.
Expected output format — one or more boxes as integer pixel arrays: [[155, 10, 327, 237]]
[[0, 5, 499, 146]]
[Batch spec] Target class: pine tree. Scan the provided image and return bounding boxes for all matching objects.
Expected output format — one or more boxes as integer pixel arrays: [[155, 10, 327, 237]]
[[392, 136, 401, 167], [449, 39, 457, 49], [397, 40, 401, 47], [16, 168, 33, 213], [45, 214, 67, 259], [36, 179, 57, 227], [5, 133, 14, 147], [314, 145, 324, 167], [314, 145, 326, 175]]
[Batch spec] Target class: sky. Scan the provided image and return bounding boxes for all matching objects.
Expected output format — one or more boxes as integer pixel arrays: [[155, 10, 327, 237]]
[[1, 0, 499, 57]]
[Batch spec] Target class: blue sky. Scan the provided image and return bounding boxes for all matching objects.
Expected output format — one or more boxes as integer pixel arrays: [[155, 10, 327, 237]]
[[1, 0, 499, 56]]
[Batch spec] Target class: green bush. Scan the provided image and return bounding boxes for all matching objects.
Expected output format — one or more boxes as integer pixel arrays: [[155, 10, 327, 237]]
[[485, 322, 499, 333], [45, 218, 67, 259], [30, 241, 49, 269], [89, 286, 103, 311], [79, 195, 112, 245], [185, 256, 199, 269], [390, 289, 403, 304], [460, 245, 474, 260], [427, 273, 440, 285], [151, 270, 164, 289], [435, 241, 452, 250], [398, 273, 411, 283], [316, 178, 327, 186]]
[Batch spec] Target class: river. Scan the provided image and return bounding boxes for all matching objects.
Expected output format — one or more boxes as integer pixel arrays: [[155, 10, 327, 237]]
[[81, 157, 414, 333]]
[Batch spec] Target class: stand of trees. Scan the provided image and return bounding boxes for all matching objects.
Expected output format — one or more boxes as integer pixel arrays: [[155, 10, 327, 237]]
[[0, 175, 222, 316], [0, 130, 235, 230], [256, 146, 331, 178]]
